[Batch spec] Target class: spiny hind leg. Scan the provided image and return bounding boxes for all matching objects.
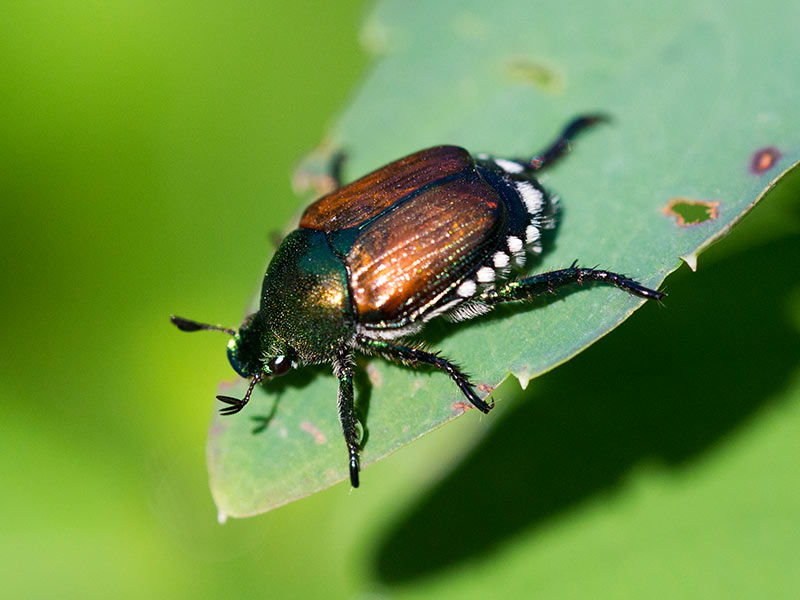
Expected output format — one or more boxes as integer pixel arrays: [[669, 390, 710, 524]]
[[486, 115, 609, 177], [482, 261, 664, 305]]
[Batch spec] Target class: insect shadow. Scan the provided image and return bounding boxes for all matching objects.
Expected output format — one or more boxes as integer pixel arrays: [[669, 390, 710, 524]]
[[371, 233, 800, 583], [246, 364, 324, 434], [247, 359, 374, 451]]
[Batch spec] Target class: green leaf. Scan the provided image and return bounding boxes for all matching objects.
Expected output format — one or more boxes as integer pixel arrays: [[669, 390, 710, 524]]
[[208, 0, 799, 518]]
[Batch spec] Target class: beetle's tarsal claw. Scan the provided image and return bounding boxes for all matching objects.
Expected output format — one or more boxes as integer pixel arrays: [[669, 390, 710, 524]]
[[475, 398, 493, 414], [216, 395, 245, 416], [215, 373, 262, 416], [349, 454, 360, 488]]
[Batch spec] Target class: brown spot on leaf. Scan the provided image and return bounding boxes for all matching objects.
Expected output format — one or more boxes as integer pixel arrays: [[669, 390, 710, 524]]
[[476, 382, 495, 394], [750, 147, 781, 174], [301, 421, 327, 445], [208, 420, 228, 438], [366, 362, 383, 387], [663, 198, 720, 226], [451, 401, 473, 415], [505, 58, 564, 94], [218, 379, 237, 392]]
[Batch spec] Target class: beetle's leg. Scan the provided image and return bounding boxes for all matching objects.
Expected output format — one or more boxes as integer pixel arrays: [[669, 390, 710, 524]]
[[481, 261, 664, 305], [328, 150, 347, 189], [356, 336, 493, 414], [511, 114, 609, 173], [333, 348, 360, 488]]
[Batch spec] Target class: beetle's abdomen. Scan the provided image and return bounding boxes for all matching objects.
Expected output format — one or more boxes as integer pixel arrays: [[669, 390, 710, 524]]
[[299, 146, 474, 231], [261, 229, 352, 360]]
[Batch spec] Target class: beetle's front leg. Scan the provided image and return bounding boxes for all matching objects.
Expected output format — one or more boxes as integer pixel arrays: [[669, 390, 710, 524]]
[[356, 336, 493, 414], [333, 348, 360, 488], [481, 262, 664, 305]]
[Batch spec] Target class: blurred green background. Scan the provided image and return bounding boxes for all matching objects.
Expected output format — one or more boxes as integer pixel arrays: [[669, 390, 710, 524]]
[[1, 2, 798, 599]]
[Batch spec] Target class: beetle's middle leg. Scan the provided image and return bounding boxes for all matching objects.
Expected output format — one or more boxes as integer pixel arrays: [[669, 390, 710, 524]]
[[356, 336, 493, 414], [481, 261, 664, 305], [333, 348, 361, 488]]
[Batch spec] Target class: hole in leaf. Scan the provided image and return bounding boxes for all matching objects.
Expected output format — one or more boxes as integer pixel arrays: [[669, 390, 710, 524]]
[[663, 198, 720, 226]]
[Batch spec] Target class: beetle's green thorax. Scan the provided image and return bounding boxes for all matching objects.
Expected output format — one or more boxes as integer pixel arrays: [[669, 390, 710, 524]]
[[260, 228, 353, 361]]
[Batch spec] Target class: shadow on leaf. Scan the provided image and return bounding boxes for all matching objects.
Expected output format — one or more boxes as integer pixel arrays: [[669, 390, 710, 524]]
[[245, 363, 328, 428], [372, 233, 800, 583]]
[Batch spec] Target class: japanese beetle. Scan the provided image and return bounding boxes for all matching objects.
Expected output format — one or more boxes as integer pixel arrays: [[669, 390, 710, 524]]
[[172, 116, 663, 488]]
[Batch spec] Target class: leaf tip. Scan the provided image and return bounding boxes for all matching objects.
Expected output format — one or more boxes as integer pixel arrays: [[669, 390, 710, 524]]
[[680, 252, 698, 272], [514, 368, 532, 390], [217, 508, 228, 525]]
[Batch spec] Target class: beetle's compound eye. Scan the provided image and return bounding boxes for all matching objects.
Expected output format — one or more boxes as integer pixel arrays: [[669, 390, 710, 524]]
[[226, 338, 250, 378], [267, 355, 291, 376]]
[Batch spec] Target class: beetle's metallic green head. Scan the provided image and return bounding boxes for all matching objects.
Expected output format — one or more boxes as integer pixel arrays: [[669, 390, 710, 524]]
[[225, 312, 293, 379]]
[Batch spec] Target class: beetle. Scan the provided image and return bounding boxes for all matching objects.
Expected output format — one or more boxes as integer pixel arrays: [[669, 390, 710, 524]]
[[171, 115, 663, 488]]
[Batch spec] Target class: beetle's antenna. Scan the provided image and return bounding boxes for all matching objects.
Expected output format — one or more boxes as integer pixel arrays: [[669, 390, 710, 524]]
[[217, 372, 262, 416], [170, 315, 236, 336]]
